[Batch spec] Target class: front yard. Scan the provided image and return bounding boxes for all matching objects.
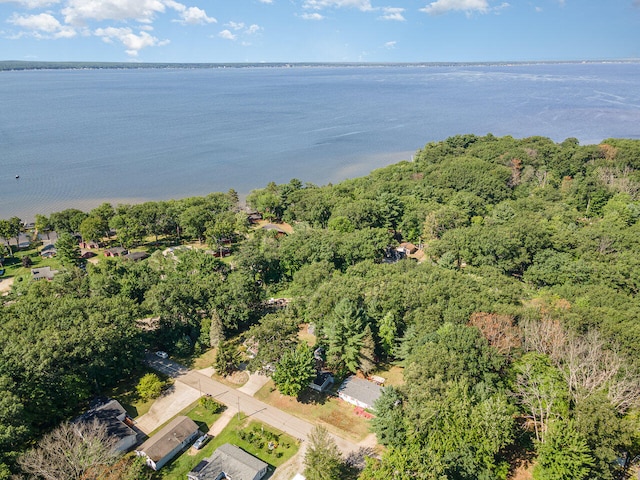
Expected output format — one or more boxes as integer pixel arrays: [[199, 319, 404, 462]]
[[254, 380, 372, 442], [155, 413, 299, 479]]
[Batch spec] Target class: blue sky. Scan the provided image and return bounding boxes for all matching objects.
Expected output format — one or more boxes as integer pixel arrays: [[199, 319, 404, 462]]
[[0, 0, 638, 63]]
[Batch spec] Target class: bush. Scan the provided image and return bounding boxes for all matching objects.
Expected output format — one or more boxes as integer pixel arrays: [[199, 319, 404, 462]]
[[199, 395, 224, 413], [136, 373, 165, 401]]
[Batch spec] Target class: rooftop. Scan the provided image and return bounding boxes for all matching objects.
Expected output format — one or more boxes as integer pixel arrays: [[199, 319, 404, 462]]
[[337, 376, 383, 408], [188, 443, 268, 480], [137, 416, 199, 462]]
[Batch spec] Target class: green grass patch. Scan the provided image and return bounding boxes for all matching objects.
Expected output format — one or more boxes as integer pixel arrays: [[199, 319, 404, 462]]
[[155, 411, 298, 479], [1, 249, 63, 279]]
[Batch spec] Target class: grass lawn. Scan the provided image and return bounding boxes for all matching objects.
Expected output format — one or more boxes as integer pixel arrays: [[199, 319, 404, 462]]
[[298, 323, 316, 347], [155, 412, 299, 479], [254, 380, 371, 442], [1, 249, 62, 279], [372, 363, 405, 387], [191, 348, 217, 370]]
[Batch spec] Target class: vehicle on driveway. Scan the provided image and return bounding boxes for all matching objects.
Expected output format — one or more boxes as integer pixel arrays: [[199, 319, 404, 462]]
[[193, 433, 211, 450], [155, 351, 168, 359]]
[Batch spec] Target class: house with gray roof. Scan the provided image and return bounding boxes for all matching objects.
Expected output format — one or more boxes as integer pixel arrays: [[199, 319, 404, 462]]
[[136, 416, 200, 471], [337, 376, 383, 410], [76, 399, 137, 453], [187, 443, 268, 480], [31, 266, 57, 281]]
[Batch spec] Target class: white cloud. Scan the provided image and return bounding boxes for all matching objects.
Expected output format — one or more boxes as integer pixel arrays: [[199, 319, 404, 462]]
[[218, 29, 236, 40], [303, 0, 373, 12], [177, 6, 216, 25], [226, 20, 245, 30], [379, 7, 405, 20], [223, 21, 262, 35], [94, 26, 168, 56], [420, 0, 489, 15], [257, 0, 273, 3], [62, 0, 175, 25], [8, 12, 76, 38], [246, 24, 261, 34], [0, 0, 59, 8], [384, 40, 396, 49], [300, 12, 324, 19]]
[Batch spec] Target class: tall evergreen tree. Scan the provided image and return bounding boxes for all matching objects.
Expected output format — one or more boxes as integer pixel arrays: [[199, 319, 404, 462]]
[[304, 426, 343, 480]]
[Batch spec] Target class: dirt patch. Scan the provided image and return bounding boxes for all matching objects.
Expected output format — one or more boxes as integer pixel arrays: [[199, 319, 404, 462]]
[[508, 461, 534, 480], [0, 277, 14, 294], [222, 370, 249, 386]]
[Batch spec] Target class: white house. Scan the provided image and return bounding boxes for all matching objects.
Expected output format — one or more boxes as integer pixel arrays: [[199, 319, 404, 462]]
[[337, 376, 383, 410], [136, 416, 200, 471]]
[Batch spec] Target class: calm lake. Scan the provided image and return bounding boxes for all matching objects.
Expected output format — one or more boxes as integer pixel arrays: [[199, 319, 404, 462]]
[[1, 62, 639, 221]]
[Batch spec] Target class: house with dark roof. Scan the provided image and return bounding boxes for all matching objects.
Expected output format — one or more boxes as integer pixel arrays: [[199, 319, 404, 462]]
[[187, 443, 268, 480], [31, 266, 57, 281], [40, 243, 57, 258], [260, 223, 287, 236], [104, 247, 128, 257], [337, 376, 383, 410], [76, 399, 137, 453], [136, 416, 200, 471], [123, 251, 149, 262]]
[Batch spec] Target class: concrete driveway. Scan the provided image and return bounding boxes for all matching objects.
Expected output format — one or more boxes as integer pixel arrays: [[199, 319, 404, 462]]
[[134, 380, 201, 434]]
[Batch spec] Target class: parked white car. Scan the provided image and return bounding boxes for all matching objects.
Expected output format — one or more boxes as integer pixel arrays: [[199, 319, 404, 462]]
[[155, 351, 168, 359], [193, 434, 211, 450]]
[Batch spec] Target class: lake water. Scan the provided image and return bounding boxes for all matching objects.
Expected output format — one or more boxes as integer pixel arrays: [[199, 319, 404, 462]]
[[1, 62, 639, 221]]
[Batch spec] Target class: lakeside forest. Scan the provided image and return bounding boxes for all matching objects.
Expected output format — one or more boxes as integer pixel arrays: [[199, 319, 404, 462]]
[[2, 134, 640, 479]]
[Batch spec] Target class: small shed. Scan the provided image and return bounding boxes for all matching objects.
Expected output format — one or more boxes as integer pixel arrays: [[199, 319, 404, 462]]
[[136, 416, 200, 471], [337, 376, 383, 410], [309, 372, 334, 393], [187, 443, 268, 480]]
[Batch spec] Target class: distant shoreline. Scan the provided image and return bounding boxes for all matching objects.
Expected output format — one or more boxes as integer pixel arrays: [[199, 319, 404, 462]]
[[2, 59, 639, 72]]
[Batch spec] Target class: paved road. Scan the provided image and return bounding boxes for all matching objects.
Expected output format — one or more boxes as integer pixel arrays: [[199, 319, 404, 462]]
[[146, 356, 362, 454]]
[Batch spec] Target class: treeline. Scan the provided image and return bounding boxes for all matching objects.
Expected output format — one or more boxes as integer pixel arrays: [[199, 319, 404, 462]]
[[1, 134, 640, 479]]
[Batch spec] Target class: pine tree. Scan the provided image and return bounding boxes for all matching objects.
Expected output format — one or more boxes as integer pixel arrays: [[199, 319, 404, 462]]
[[304, 426, 343, 480], [359, 324, 376, 376]]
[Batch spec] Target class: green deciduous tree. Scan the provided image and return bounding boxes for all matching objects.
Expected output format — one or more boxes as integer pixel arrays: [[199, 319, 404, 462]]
[[533, 420, 594, 480], [136, 373, 165, 401], [272, 343, 316, 398], [245, 313, 299, 375]]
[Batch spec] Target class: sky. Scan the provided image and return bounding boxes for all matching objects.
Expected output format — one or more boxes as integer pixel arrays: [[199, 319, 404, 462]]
[[0, 0, 638, 63]]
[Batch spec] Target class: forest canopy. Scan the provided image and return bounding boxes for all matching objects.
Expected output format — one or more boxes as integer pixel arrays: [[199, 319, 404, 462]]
[[2, 134, 640, 479]]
